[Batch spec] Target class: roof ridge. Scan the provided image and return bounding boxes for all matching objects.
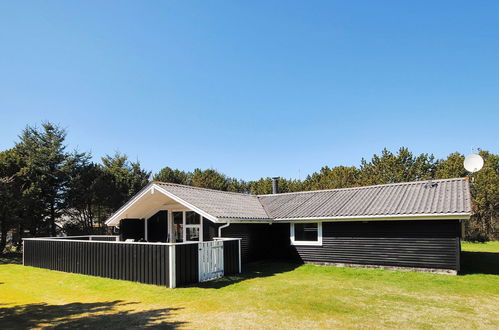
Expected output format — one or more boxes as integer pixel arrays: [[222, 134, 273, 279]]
[[152, 181, 258, 198], [257, 177, 468, 197]]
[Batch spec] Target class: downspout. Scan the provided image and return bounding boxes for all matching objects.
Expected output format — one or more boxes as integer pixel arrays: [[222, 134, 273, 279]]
[[218, 221, 231, 238]]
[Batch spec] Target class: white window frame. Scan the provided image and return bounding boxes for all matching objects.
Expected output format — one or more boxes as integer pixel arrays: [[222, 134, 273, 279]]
[[290, 222, 322, 246], [171, 210, 203, 243], [184, 211, 202, 242]]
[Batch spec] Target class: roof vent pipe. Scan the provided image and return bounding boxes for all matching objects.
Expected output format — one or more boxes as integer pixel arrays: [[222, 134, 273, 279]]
[[272, 177, 279, 194], [424, 179, 437, 189]]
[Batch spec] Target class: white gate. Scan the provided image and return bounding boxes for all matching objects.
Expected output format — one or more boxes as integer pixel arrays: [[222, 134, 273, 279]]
[[198, 240, 224, 282]]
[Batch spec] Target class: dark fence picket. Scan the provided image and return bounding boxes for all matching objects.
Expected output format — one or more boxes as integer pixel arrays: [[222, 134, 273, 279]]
[[223, 239, 240, 275], [24, 237, 242, 288], [23, 238, 170, 287]]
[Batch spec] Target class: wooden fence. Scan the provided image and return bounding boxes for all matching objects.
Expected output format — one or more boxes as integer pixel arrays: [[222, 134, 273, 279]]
[[23, 236, 240, 288]]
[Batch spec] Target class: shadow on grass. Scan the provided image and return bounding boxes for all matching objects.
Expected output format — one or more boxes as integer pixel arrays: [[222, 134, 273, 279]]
[[0, 300, 185, 329], [0, 253, 22, 265], [461, 251, 499, 275], [193, 260, 301, 289]]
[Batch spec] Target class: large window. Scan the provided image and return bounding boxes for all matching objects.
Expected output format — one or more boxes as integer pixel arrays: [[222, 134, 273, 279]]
[[290, 222, 322, 246], [185, 211, 201, 241], [172, 211, 202, 242], [173, 211, 184, 242]]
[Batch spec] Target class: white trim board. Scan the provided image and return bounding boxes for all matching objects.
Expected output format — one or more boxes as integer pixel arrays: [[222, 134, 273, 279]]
[[105, 183, 221, 226], [153, 185, 220, 223], [105, 184, 156, 226], [290, 222, 323, 246], [22, 237, 199, 246], [169, 245, 176, 288]]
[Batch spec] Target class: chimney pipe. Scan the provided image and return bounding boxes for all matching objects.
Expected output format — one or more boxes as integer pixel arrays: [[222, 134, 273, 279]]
[[271, 177, 279, 194]]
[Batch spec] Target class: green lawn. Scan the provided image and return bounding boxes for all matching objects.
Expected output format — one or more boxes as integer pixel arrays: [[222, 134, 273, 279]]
[[462, 240, 499, 253], [0, 242, 498, 329]]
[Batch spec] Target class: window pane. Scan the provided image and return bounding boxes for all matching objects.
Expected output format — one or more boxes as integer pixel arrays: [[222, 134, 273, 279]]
[[173, 212, 183, 224], [186, 227, 200, 241], [174, 224, 183, 242], [185, 211, 200, 224], [295, 223, 318, 241]]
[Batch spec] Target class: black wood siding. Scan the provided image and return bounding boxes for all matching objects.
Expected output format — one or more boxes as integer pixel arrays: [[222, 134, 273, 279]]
[[147, 211, 169, 242], [221, 223, 270, 263], [203, 218, 220, 241], [119, 218, 145, 241], [23, 239, 170, 286], [288, 220, 461, 270], [221, 220, 461, 271], [175, 243, 199, 286], [223, 240, 240, 275]]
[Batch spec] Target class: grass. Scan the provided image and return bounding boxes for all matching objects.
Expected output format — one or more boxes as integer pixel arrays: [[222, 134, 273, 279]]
[[462, 240, 499, 253], [0, 242, 498, 329]]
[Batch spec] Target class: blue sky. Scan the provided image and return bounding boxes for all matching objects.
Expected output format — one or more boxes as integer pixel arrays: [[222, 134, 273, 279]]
[[0, 1, 498, 180]]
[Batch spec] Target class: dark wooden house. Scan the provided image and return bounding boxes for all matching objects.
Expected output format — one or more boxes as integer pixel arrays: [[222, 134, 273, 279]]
[[106, 177, 470, 274], [23, 178, 470, 287]]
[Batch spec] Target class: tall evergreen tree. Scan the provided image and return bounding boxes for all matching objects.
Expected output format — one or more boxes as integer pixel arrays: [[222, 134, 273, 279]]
[[0, 149, 22, 253], [247, 177, 273, 194], [191, 168, 229, 190], [101, 153, 151, 211], [153, 166, 192, 185], [466, 150, 498, 241], [359, 147, 436, 185], [304, 166, 360, 190], [65, 156, 105, 233], [15, 123, 75, 236], [434, 152, 467, 179]]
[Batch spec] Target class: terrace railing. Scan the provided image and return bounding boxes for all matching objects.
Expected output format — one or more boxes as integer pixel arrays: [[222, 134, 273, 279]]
[[50, 235, 119, 241]]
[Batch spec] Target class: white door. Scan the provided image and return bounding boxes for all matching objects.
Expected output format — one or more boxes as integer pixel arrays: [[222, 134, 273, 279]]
[[198, 241, 224, 282]]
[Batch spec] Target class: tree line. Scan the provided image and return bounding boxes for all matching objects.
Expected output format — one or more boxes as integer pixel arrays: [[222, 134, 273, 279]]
[[0, 123, 497, 253]]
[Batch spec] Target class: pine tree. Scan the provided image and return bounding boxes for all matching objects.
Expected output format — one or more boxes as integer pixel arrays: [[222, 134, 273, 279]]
[[0, 149, 22, 253], [15, 123, 74, 236]]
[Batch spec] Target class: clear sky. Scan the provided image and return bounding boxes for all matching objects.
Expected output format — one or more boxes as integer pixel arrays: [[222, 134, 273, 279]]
[[0, 1, 498, 180]]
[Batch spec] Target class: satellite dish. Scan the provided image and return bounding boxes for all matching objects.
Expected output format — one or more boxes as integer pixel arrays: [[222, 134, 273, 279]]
[[464, 154, 484, 173]]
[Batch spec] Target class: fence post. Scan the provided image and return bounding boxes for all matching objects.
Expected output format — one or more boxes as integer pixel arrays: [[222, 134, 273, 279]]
[[238, 239, 241, 273], [198, 242, 202, 282], [169, 245, 176, 288]]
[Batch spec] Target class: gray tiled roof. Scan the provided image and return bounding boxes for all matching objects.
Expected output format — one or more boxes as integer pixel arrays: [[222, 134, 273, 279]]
[[152, 178, 471, 221], [155, 182, 271, 220], [108, 178, 471, 225], [258, 178, 471, 220]]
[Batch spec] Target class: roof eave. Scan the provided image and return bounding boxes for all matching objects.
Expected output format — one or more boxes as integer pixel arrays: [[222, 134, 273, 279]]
[[273, 213, 471, 222], [105, 183, 222, 226], [153, 184, 221, 223], [218, 217, 273, 223], [105, 183, 156, 226]]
